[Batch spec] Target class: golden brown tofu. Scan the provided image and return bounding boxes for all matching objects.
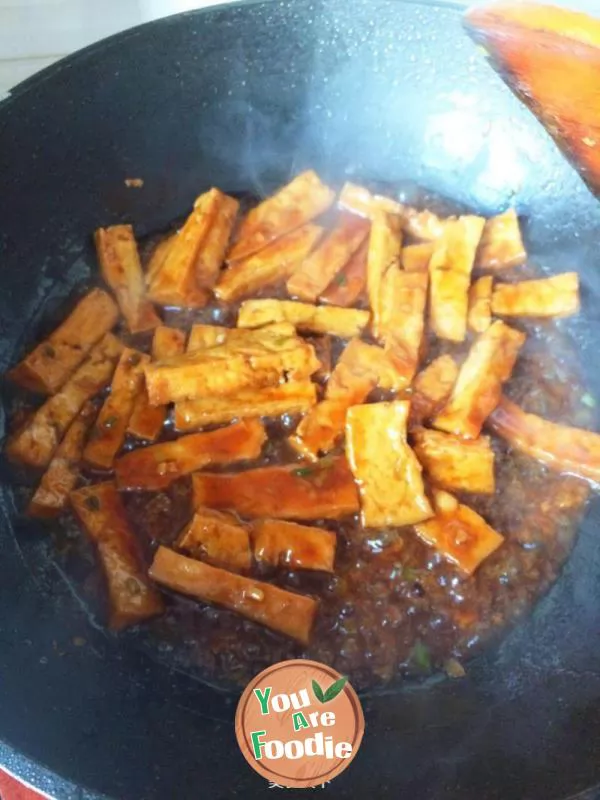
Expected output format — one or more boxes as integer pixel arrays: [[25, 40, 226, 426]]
[[491, 272, 580, 318], [319, 240, 368, 307], [149, 546, 317, 643], [145, 234, 176, 286], [400, 206, 449, 241], [7, 333, 122, 469], [434, 320, 526, 438], [287, 214, 370, 302], [338, 181, 405, 218], [228, 170, 334, 262], [195, 193, 239, 287], [410, 355, 459, 427], [9, 289, 119, 395], [414, 489, 504, 575], [402, 242, 434, 273], [115, 418, 266, 491], [367, 211, 403, 338], [412, 428, 495, 494], [175, 380, 317, 431], [468, 275, 494, 333], [147, 189, 226, 307], [345, 401, 433, 527], [216, 223, 323, 302], [176, 507, 251, 572], [476, 209, 527, 270], [28, 402, 97, 518], [186, 321, 296, 352], [489, 396, 600, 483], [144, 327, 319, 405], [84, 348, 148, 470], [252, 519, 336, 572], [429, 216, 486, 342], [71, 482, 164, 630], [127, 326, 187, 441], [378, 269, 428, 384], [192, 456, 360, 520], [95, 225, 161, 333], [237, 298, 370, 338]]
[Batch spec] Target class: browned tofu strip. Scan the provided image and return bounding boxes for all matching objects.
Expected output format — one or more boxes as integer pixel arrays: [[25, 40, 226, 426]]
[[175, 381, 317, 431], [71, 482, 164, 629], [147, 189, 227, 308], [429, 216, 486, 342], [434, 320, 526, 439], [338, 182, 404, 218], [28, 402, 97, 518], [116, 418, 265, 491], [489, 396, 600, 483], [468, 275, 494, 333], [400, 206, 449, 241], [228, 170, 334, 262], [7, 333, 122, 469], [379, 270, 428, 384], [410, 355, 459, 428], [402, 243, 434, 273], [186, 321, 296, 351], [414, 489, 504, 575], [84, 348, 148, 470], [491, 272, 580, 318], [145, 234, 177, 286], [127, 327, 186, 441], [367, 211, 403, 338], [237, 299, 370, 338], [216, 223, 323, 302], [287, 214, 370, 301], [252, 519, 336, 572], [193, 456, 360, 521], [319, 239, 368, 307], [476, 209, 526, 270], [412, 428, 495, 494], [95, 225, 160, 333], [9, 289, 119, 394], [149, 546, 317, 644], [346, 401, 433, 527], [145, 328, 319, 405], [195, 193, 239, 287], [176, 508, 251, 572]]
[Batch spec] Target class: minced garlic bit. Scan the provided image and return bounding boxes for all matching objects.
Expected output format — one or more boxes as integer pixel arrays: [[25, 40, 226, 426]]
[[125, 178, 144, 188]]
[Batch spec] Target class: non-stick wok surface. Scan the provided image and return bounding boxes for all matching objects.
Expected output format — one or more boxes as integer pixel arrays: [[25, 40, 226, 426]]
[[1, 1, 600, 798]]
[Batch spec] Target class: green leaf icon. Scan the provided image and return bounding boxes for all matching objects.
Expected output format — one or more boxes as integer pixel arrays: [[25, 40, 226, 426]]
[[323, 676, 348, 702], [312, 679, 325, 703]]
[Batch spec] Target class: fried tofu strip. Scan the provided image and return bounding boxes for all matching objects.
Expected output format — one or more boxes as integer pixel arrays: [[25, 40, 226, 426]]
[[145, 326, 319, 405], [71, 482, 164, 629], [412, 428, 495, 494], [476, 209, 526, 270], [175, 381, 317, 431], [176, 508, 251, 572], [9, 289, 119, 394], [146, 234, 177, 286], [468, 275, 494, 333], [410, 355, 459, 427], [491, 272, 580, 318], [379, 270, 428, 384], [429, 216, 486, 342], [83, 348, 148, 470], [95, 225, 160, 333], [195, 193, 239, 287], [320, 240, 368, 307], [402, 242, 434, 273], [414, 489, 504, 575], [7, 333, 122, 469], [367, 211, 403, 338], [28, 402, 97, 518], [237, 299, 369, 338], [228, 170, 334, 262], [193, 456, 360, 521], [287, 215, 370, 301], [346, 401, 433, 527], [149, 546, 317, 644], [489, 396, 600, 483], [252, 519, 336, 572], [434, 320, 526, 438], [127, 327, 186, 441], [216, 223, 323, 302], [186, 321, 295, 351], [115, 418, 266, 491], [147, 189, 226, 307]]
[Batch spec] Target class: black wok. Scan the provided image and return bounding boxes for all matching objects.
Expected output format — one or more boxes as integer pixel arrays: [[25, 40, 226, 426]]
[[1, 1, 600, 798]]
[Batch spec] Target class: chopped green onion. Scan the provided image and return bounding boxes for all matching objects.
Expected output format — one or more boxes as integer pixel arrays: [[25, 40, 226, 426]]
[[409, 640, 432, 673]]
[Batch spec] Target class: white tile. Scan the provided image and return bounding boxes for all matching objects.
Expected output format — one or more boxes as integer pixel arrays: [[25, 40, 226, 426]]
[[0, 56, 60, 93]]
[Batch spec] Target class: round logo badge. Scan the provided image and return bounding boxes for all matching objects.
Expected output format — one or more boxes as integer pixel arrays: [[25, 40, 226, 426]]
[[235, 659, 364, 789]]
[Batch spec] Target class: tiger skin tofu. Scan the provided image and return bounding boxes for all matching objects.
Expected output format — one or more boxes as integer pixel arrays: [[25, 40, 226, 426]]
[[252, 519, 336, 573], [367, 211, 403, 339], [491, 272, 580, 319], [410, 355, 459, 427], [237, 298, 370, 338], [176, 507, 252, 572], [476, 209, 526, 270], [468, 275, 494, 333], [412, 427, 495, 494], [319, 240, 368, 307]]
